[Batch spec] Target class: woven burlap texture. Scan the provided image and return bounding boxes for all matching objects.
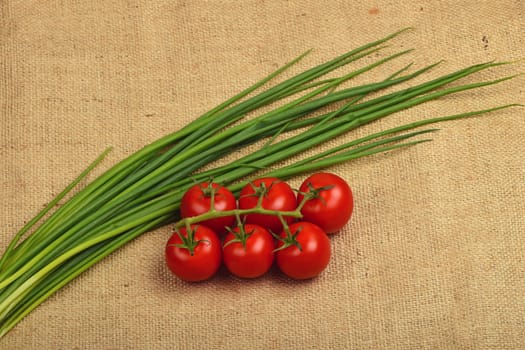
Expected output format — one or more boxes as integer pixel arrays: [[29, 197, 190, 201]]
[[1, 1, 524, 349]]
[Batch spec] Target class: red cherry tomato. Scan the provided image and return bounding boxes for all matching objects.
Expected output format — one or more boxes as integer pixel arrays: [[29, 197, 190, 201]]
[[180, 182, 236, 234], [165, 224, 222, 282], [275, 222, 331, 280], [296, 172, 353, 233], [238, 177, 297, 233], [222, 224, 275, 279]]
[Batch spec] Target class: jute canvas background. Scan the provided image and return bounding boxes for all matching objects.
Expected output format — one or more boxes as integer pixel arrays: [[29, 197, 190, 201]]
[[1, 1, 524, 349]]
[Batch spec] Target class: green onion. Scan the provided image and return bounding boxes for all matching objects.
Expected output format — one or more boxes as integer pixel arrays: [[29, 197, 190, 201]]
[[0, 28, 520, 337]]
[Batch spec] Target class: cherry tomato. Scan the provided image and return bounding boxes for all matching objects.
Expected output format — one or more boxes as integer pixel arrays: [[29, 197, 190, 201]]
[[165, 224, 222, 282], [275, 221, 331, 280], [180, 182, 236, 234], [296, 172, 353, 233], [238, 177, 297, 233], [222, 224, 275, 279]]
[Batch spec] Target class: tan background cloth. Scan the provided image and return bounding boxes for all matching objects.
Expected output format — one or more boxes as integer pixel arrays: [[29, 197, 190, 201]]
[[1, 1, 524, 349]]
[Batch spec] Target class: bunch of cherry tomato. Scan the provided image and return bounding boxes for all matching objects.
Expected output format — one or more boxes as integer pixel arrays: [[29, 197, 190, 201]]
[[165, 172, 354, 282]]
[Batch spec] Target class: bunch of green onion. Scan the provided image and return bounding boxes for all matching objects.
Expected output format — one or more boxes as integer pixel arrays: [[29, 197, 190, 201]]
[[0, 29, 519, 337]]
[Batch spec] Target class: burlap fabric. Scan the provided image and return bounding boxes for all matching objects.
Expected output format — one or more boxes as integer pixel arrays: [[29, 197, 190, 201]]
[[1, 1, 524, 349]]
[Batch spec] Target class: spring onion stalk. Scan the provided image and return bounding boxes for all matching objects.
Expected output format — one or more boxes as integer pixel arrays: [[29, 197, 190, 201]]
[[0, 29, 520, 337]]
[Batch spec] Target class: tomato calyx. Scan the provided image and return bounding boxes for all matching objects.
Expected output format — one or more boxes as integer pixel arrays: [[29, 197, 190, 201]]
[[223, 225, 255, 249], [273, 216, 303, 252], [296, 183, 335, 209], [240, 180, 273, 204], [222, 216, 255, 249], [169, 225, 210, 256], [199, 181, 217, 199], [195, 182, 223, 216]]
